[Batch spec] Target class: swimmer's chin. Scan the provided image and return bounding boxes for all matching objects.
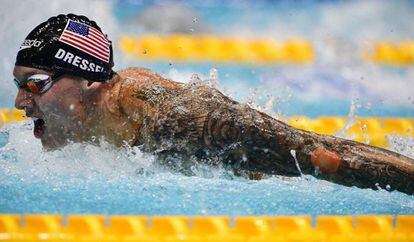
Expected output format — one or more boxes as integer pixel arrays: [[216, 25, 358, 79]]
[[37, 127, 77, 150], [40, 138, 67, 151], [38, 132, 71, 151]]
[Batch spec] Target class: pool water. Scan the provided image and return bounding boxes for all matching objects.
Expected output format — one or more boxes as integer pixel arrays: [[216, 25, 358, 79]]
[[1, 122, 413, 215]]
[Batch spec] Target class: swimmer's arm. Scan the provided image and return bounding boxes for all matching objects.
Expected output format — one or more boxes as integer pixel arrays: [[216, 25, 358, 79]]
[[291, 127, 414, 194], [201, 104, 414, 194]]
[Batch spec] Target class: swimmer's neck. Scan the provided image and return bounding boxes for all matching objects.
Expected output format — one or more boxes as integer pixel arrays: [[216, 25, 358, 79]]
[[82, 76, 136, 147]]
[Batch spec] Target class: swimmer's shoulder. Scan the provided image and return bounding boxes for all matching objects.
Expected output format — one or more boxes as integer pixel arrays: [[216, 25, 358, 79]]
[[116, 67, 182, 90], [112, 67, 183, 121]]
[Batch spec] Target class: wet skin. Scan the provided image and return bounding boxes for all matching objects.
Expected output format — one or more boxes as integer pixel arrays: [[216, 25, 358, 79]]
[[13, 66, 414, 194], [13, 66, 137, 149]]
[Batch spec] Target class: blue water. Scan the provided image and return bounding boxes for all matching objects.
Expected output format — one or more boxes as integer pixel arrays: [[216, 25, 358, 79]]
[[0, 123, 413, 215]]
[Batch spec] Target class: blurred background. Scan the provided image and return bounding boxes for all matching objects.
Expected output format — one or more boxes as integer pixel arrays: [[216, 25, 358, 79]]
[[1, 0, 413, 118]]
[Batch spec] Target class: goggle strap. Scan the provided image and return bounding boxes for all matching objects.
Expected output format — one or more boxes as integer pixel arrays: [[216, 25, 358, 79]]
[[14, 78, 23, 88], [51, 72, 64, 81]]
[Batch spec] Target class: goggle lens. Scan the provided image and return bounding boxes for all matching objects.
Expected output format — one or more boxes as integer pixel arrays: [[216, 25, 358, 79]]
[[14, 74, 54, 94]]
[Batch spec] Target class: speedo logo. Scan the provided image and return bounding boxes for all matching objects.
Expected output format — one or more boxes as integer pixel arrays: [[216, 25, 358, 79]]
[[55, 48, 104, 73], [19, 39, 42, 51]]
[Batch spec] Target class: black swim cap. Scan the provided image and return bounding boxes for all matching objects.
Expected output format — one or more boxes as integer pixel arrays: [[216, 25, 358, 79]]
[[15, 14, 114, 81]]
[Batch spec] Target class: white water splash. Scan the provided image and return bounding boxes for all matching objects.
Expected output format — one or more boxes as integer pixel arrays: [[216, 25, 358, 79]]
[[0, 121, 154, 182], [335, 99, 359, 139], [386, 134, 414, 159], [209, 68, 220, 89], [290, 149, 304, 178]]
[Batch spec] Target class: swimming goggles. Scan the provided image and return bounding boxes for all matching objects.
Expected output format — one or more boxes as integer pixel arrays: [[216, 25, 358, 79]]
[[14, 73, 63, 94]]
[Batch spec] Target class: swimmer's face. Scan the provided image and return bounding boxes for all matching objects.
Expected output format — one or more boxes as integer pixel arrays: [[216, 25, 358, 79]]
[[13, 66, 88, 149]]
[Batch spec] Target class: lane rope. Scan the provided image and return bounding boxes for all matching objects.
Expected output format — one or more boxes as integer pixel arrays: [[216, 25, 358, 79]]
[[0, 214, 413, 241]]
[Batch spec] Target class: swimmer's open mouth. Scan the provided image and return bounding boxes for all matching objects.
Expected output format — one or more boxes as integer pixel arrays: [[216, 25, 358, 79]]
[[33, 118, 46, 139]]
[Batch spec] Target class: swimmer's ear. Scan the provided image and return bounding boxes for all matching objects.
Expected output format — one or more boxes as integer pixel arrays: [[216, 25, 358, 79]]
[[80, 80, 102, 91]]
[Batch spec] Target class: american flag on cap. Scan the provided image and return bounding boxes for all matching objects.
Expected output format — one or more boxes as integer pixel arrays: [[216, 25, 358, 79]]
[[59, 20, 110, 63]]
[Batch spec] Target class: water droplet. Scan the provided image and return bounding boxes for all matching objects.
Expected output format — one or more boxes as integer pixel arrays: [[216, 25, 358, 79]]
[[360, 123, 367, 130], [192, 17, 198, 23], [290, 149, 303, 177], [143, 50, 147, 55], [209, 68, 219, 88], [189, 74, 202, 85]]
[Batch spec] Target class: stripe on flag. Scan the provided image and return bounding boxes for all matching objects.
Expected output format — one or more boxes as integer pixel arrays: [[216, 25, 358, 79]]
[[59, 20, 110, 63]]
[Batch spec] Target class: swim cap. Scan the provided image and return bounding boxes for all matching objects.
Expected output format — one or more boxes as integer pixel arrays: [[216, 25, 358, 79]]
[[15, 14, 114, 81]]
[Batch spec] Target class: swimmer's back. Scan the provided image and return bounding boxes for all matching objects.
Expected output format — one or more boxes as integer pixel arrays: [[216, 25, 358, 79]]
[[117, 67, 182, 91], [114, 67, 232, 151]]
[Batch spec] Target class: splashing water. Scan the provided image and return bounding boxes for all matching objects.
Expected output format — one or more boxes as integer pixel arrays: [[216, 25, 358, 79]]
[[1, 121, 413, 215], [335, 99, 359, 139], [386, 134, 414, 159], [290, 149, 304, 178]]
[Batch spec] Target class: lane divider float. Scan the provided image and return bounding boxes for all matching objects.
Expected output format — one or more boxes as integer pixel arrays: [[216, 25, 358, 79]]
[[0, 109, 26, 126], [120, 35, 414, 66], [119, 34, 314, 63], [364, 41, 414, 65], [288, 116, 413, 148], [0, 214, 413, 241]]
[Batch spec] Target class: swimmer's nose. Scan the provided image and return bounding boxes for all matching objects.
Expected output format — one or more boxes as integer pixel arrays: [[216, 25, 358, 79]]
[[15, 88, 34, 113]]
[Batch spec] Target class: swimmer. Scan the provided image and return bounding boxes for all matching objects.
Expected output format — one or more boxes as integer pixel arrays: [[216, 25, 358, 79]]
[[13, 14, 414, 194]]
